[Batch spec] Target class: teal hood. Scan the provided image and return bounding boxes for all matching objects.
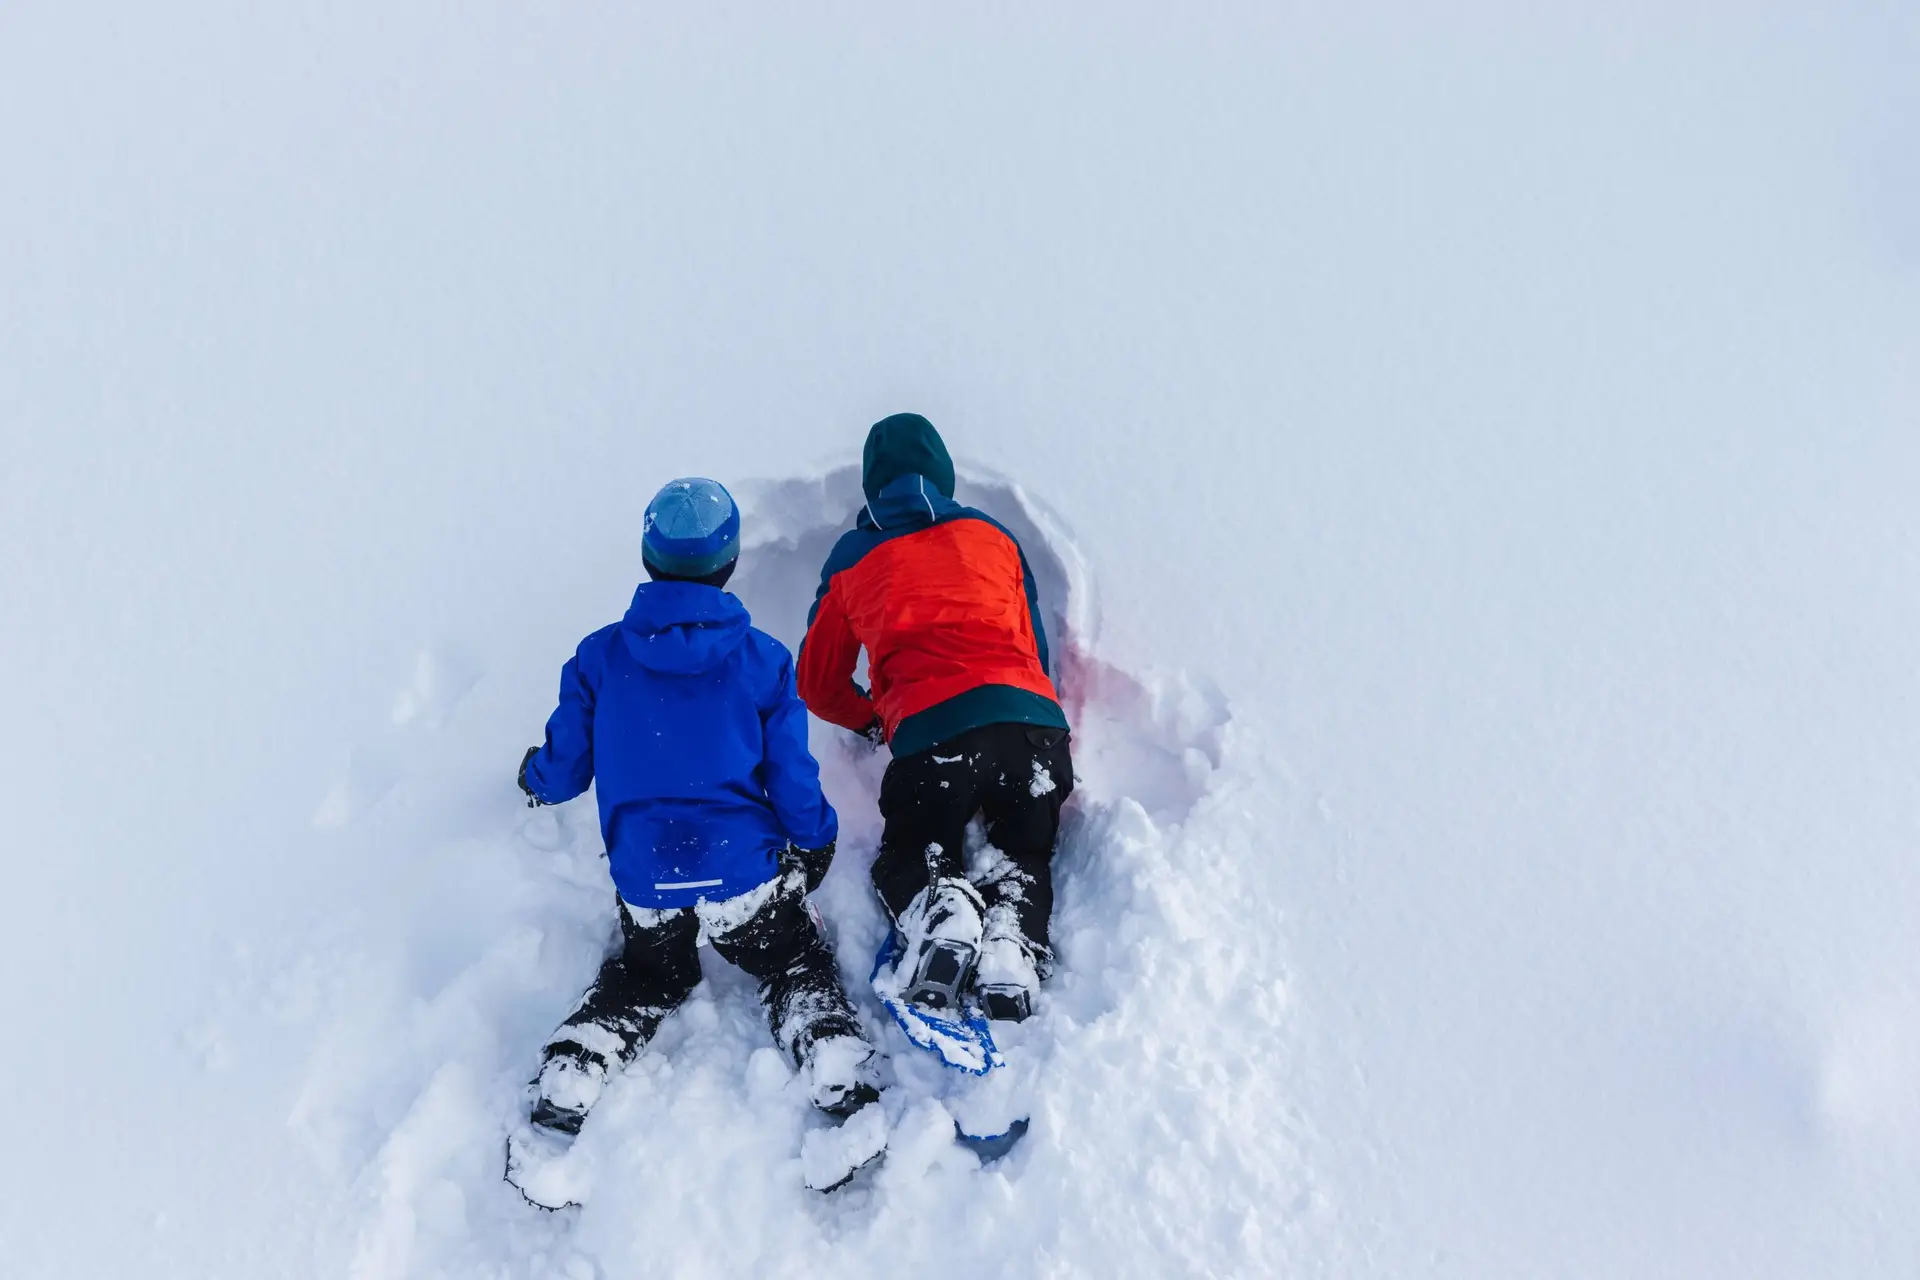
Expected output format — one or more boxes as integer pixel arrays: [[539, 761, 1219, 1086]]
[[862, 413, 956, 507]]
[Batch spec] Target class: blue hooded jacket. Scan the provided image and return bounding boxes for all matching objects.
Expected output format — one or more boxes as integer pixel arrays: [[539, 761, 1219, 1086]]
[[522, 580, 838, 909]]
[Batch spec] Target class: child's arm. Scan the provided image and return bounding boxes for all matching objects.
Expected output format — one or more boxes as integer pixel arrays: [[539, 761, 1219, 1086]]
[[796, 564, 877, 734], [761, 648, 839, 852], [521, 648, 596, 804]]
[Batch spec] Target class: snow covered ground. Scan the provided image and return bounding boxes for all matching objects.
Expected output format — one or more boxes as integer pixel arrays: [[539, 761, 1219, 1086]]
[[4, 5, 1918, 1278], [266, 469, 1319, 1278]]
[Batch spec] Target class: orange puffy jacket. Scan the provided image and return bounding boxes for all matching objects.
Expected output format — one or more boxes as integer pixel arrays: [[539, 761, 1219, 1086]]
[[798, 471, 1068, 759]]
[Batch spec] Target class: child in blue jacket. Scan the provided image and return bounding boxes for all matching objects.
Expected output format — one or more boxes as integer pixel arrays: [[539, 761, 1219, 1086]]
[[510, 478, 879, 1187]]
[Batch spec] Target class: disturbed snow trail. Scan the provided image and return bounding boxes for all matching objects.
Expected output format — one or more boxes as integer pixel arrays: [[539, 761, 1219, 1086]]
[[263, 468, 1331, 1278]]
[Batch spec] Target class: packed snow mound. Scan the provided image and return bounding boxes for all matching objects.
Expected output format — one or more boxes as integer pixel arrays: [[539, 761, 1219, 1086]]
[[254, 469, 1328, 1278]]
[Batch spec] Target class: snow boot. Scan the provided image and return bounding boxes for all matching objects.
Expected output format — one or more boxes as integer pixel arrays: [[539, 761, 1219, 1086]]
[[801, 1098, 890, 1192], [525, 1021, 628, 1136], [973, 912, 1042, 1023], [794, 1032, 889, 1191], [896, 876, 986, 1014], [801, 1033, 883, 1118], [507, 1039, 620, 1210]]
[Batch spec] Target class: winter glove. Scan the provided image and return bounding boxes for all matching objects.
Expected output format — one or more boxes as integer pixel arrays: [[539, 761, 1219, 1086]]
[[517, 746, 546, 808], [859, 718, 886, 748], [793, 841, 835, 894]]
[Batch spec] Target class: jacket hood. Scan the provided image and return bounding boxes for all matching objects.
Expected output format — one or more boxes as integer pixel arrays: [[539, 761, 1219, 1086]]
[[862, 413, 955, 507], [619, 580, 752, 674], [857, 472, 965, 534]]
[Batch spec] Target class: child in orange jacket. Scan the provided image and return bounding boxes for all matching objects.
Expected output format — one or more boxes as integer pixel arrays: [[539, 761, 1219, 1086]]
[[799, 415, 1074, 1023]]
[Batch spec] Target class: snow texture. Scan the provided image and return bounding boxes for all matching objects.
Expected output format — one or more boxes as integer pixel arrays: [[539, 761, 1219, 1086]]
[[5, 7, 1918, 1278], [800, 1101, 890, 1193], [801, 1034, 875, 1107], [276, 470, 1303, 1277], [503, 1120, 584, 1213]]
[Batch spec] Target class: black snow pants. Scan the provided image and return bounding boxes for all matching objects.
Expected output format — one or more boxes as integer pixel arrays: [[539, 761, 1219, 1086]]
[[870, 722, 1075, 956], [545, 863, 861, 1073]]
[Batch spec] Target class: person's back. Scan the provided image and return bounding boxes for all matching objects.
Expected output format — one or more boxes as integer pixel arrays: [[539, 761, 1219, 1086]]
[[799, 415, 1075, 1024], [536, 577, 830, 906], [799, 413, 1069, 757], [506, 477, 883, 1208]]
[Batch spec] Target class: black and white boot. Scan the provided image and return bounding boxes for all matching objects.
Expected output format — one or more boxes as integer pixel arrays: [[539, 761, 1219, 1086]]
[[892, 876, 987, 1014], [801, 1032, 883, 1118], [973, 905, 1045, 1023], [505, 1023, 635, 1209], [796, 1033, 889, 1191]]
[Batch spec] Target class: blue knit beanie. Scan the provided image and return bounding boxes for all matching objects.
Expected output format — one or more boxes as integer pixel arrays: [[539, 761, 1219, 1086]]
[[642, 477, 741, 578]]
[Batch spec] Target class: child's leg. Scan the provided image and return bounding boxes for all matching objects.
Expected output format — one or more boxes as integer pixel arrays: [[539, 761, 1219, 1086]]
[[871, 728, 1010, 1010], [705, 869, 878, 1115], [977, 724, 1074, 953], [533, 900, 701, 1131], [869, 742, 983, 925], [975, 725, 1074, 1019]]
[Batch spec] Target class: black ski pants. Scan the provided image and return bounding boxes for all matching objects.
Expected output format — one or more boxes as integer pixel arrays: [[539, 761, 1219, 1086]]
[[871, 722, 1075, 955], [546, 864, 860, 1072]]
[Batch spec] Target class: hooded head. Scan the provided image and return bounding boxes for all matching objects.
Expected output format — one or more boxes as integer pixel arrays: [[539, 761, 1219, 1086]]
[[642, 477, 740, 586], [621, 580, 750, 673], [862, 413, 955, 508]]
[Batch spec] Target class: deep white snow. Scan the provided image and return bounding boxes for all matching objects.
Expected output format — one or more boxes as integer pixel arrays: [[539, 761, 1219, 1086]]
[[4, 5, 1918, 1278]]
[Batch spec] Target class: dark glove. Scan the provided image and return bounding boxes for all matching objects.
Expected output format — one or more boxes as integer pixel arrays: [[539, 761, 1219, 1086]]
[[859, 718, 886, 748], [793, 841, 835, 894], [517, 746, 545, 808]]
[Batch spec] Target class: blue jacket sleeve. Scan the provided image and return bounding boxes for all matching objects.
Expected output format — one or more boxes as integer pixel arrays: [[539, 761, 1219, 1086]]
[[524, 646, 596, 804], [759, 641, 839, 849]]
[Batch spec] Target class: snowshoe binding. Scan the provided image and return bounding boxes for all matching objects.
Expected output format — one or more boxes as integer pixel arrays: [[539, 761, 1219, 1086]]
[[872, 936, 1003, 1074], [896, 876, 987, 1012]]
